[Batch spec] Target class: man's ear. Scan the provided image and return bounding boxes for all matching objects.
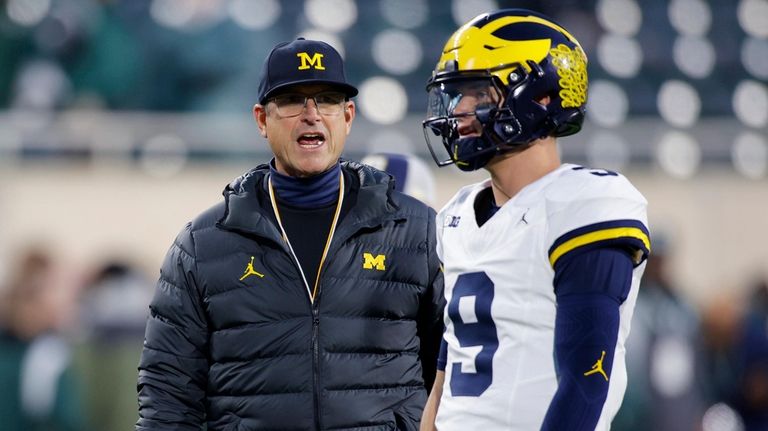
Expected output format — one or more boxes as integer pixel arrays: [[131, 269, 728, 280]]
[[253, 104, 268, 138], [344, 101, 356, 135]]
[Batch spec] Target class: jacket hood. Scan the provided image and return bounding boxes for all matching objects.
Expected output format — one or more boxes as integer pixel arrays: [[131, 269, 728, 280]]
[[225, 160, 394, 196], [218, 160, 400, 239]]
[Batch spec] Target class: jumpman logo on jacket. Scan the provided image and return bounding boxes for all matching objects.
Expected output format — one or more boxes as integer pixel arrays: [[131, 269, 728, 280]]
[[239, 256, 265, 281], [583, 350, 608, 381]]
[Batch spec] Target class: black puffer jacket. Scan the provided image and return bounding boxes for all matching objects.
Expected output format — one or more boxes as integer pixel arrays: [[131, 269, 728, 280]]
[[137, 161, 444, 431]]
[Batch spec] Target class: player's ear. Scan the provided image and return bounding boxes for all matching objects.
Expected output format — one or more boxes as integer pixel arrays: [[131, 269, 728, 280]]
[[253, 104, 268, 138]]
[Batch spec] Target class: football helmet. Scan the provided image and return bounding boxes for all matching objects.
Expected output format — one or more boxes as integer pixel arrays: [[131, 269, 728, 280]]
[[423, 9, 588, 171]]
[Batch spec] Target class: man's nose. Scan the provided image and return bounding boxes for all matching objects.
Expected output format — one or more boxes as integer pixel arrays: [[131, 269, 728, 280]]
[[300, 97, 322, 119]]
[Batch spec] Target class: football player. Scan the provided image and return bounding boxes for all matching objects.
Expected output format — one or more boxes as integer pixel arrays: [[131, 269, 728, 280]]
[[420, 9, 651, 431]]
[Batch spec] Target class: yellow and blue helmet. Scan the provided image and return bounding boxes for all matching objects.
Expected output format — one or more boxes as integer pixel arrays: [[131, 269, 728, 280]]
[[423, 9, 588, 171]]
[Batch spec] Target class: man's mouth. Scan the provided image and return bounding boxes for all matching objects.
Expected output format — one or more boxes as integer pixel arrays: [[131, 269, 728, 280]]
[[298, 132, 326, 148]]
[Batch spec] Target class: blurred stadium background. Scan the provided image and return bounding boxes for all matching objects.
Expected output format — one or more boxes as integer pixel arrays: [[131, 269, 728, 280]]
[[0, 0, 766, 430]]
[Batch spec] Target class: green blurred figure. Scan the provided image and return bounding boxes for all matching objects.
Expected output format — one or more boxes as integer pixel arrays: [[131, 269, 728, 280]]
[[0, 249, 87, 431], [614, 235, 706, 430]]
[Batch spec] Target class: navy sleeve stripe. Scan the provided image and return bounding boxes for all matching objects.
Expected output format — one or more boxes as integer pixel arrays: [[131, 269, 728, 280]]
[[549, 219, 650, 268], [437, 336, 447, 371]]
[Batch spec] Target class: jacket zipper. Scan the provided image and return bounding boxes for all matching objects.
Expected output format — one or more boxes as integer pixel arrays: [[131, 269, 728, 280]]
[[312, 304, 321, 430], [266, 175, 345, 430]]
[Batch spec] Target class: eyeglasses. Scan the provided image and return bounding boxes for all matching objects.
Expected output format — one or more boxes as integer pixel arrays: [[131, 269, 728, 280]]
[[269, 92, 347, 117]]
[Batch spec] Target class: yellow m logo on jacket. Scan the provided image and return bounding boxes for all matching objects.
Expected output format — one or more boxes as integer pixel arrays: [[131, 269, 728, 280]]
[[362, 253, 386, 271], [297, 52, 325, 70]]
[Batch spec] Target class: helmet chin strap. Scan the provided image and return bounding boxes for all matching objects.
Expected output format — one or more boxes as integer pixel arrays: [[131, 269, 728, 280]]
[[449, 108, 536, 172], [450, 130, 535, 172], [451, 136, 498, 171]]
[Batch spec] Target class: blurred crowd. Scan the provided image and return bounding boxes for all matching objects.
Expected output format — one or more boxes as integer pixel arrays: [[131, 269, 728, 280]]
[[1, 0, 757, 116], [0, 246, 153, 431], [613, 235, 768, 431], [1, 0, 278, 112], [0, 0, 453, 113]]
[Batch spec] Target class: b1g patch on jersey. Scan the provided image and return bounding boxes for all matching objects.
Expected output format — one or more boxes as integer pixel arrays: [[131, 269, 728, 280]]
[[548, 219, 650, 268]]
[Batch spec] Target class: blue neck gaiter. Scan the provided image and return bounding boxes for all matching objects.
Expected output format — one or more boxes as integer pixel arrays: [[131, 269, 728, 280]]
[[269, 161, 341, 208]]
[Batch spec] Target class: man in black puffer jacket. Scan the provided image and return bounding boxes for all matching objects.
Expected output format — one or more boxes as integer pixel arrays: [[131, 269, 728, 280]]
[[136, 38, 444, 431]]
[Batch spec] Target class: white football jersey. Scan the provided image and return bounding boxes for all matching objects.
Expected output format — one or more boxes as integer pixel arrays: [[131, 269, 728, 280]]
[[435, 164, 649, 431]]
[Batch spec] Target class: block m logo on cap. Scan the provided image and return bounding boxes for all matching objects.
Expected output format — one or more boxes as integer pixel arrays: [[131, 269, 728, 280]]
[[297, 52, 325, 70]]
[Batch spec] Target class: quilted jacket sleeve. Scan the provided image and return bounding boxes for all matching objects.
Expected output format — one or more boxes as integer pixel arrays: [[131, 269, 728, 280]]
[[136, 223, 210, 430], [418, 206, 446, 393]]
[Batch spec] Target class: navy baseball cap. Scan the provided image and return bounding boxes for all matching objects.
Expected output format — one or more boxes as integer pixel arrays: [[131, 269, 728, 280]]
[[257, 38, 358, 104]]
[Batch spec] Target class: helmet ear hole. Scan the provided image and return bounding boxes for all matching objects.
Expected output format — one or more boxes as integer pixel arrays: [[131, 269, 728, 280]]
[[494, 119, 521, 140]]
